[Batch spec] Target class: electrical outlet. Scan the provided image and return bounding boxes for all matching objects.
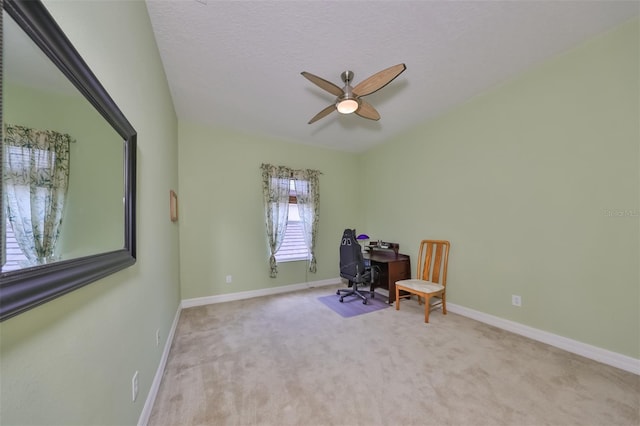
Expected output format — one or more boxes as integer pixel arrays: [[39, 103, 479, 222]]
[[132, 371, 139, 402], [226, 275, 232, 284], [156, 328, 160, 347], [512, 295, 522, 307]]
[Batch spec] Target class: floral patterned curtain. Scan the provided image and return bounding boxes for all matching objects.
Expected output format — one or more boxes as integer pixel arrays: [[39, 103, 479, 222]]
[[3, 124, 72, 267], [293, 169, 320, 273], [261, 163, 292, 277]]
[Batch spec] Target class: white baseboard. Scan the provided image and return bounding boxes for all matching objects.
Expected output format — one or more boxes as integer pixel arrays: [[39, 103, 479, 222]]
[[181, 277, 340, 309], [138, 306, 182, 426], [447, 303, 640, 376]]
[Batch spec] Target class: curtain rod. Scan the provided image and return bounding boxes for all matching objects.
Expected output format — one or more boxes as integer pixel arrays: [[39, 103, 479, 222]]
[[260, 163, 323, 175]]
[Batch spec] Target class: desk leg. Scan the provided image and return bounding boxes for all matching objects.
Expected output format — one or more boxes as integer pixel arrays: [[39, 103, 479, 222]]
[[388, 281, 396, 304]]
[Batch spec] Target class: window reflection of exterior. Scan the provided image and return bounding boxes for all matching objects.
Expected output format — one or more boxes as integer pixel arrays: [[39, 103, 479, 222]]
[[275, 180, 309, 263], [3, 218, 28, 271]]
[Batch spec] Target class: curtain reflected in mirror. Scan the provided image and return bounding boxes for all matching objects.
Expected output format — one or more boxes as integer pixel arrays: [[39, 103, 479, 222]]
[[2, 10, 125, 273]]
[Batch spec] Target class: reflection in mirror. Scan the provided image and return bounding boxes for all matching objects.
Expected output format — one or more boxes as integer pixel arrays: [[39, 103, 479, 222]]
[[0, 0, 136, 321], [2, 10, 125, 272]]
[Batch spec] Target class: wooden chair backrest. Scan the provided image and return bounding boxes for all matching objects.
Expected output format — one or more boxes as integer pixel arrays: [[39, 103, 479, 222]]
[[416, 240, 450, 286]]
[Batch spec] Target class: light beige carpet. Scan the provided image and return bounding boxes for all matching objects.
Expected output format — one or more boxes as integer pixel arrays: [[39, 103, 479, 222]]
[[148, 285, 639, 426]]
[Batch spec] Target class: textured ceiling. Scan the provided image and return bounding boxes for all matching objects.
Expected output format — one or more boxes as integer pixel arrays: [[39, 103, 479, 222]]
[[146, 0, 638, 152]]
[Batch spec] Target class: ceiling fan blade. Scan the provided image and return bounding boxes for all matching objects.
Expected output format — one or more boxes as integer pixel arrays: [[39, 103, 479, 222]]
[[308, 104, 336, 124], [355, 101, 380, 121], [301, 72, 344, 97], [352, 63, 406, 97]]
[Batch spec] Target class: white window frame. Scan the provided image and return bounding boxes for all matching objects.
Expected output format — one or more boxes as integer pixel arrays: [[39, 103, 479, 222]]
[[275, 180, 310, 263], [3, 217, 29, 271]]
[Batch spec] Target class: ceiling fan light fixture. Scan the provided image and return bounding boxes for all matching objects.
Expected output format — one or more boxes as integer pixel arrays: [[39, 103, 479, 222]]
[[336, 97, 359, 114]]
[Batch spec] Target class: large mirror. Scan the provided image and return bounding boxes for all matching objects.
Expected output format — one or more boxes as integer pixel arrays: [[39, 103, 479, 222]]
[[0, 0, 137, 320]]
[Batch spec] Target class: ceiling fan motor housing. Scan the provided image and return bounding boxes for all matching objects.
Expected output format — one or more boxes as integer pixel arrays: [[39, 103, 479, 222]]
[[341, 70, 354, 84]]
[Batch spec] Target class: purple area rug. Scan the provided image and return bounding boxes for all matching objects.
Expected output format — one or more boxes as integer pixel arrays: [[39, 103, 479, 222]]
[[317, 293, 390, 318]]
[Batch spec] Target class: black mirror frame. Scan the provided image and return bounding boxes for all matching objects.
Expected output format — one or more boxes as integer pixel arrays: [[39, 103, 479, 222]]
[[0, 0, 137, 321]]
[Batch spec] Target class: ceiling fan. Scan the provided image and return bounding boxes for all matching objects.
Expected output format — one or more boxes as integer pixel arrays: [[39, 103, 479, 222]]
[[301, 63, 406, 124]]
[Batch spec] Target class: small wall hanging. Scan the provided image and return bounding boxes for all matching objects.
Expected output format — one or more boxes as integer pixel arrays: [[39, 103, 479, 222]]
[[170, 190, 178, 222]]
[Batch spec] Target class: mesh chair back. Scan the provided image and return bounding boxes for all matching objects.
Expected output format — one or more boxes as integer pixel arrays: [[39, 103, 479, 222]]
[[339, 229, 365, 282]]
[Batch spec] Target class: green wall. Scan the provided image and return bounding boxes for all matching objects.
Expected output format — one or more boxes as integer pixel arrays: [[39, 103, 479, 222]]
[[0, 5, 636, 426], [361, 19, 639, 358], [178, 121, 361, 299], [0, 1, 180, 425], [4, 83, 124, 259]]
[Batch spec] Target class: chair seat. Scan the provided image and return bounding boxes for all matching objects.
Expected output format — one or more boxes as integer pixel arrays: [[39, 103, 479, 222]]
[[396, 279, 444, 294]]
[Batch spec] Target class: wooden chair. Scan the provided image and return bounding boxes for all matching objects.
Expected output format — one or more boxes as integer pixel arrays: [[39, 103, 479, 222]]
[[395, 240, 450, 323]]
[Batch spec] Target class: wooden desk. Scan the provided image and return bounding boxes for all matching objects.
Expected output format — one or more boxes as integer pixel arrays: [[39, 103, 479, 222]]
[[365, 251, 411, 304]]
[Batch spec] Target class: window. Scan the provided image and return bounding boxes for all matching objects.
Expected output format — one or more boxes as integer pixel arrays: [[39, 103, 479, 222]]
[[275, 180, 310, 262], [3, 218, 28, 272], [3, 131, 70, 267], [261, 163, 319, 278], [4, 142, 57, 264]]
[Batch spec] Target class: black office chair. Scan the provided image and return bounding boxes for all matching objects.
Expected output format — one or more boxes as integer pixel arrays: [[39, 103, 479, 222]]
[[337, 229, 376, 304]]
